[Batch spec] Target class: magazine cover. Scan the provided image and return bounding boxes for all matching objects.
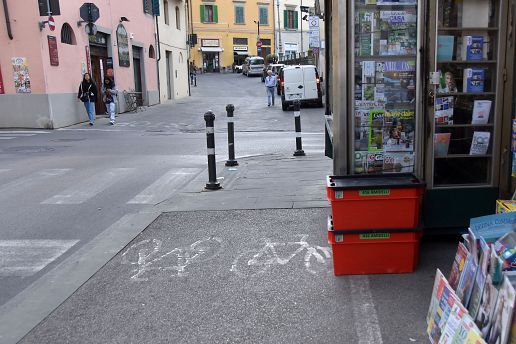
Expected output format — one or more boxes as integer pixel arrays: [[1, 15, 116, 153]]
[[378, 10, 417, 56], [368, 109, 385, 152], [382, 109, 415, 152], [366, 152, 384, 173], [449, 242, 470, 291], [434, 133, 451, 157], [383, 152, 414, 173], [450, 314, 482, 344], [435, 96, 454, 125], [428, 272, 461, 343], [461, 35, 484, 61], [438, 70, 459, 94], [437, 35, 455, 62], [505, 272, 516, 344], [468, 238, 490, 319], [428, 269, 446, 324], [383, 60, 417, 103], [438, 304, 468, 344], [463, 68, 485, 93], [485, 276, 516, 344], [355, 109, 370, 151], [469, 212, 516, 243], [474, 274, 499, 339], [357, 11, 377, 56], [456, 253, 478, 308], [470, 131, 490, 155], [471, 100, 491, 125]]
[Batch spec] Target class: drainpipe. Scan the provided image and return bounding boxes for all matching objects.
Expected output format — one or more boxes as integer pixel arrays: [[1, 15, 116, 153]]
[[155, 16, 161, 103], [185, 0, 191, 97], [3, 0, 13, 39]]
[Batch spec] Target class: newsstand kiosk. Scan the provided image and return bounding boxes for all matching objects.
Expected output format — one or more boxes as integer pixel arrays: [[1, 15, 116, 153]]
[[321, 0, 516, 274]]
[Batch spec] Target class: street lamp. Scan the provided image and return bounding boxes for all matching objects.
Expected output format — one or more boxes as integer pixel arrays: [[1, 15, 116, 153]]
[[253, 20, 260, 56], [276, 0, 282, 57]]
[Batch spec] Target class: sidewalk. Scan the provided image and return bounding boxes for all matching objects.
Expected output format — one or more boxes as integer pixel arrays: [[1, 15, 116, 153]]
[[17, 152, 458, 344]]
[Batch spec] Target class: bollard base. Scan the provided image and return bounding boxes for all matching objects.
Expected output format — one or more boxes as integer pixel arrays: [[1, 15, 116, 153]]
[[225, 160, 239, 167], [205, 182, 222, 190], [293, 150, 306, 157]]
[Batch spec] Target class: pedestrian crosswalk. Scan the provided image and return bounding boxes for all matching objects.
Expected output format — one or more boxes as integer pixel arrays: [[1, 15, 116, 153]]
[[0, 130, 51, 140], [0, 167, 203, 207]]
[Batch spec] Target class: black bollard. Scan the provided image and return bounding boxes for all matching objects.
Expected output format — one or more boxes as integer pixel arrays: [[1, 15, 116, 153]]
[[293, 100, 305, 156], [194, 74, 197, 87], [225, 104, 238, 167], [204, 111, 221, 190]]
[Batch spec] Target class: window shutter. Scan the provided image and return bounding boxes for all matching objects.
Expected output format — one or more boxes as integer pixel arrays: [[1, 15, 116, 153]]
[[214, 5, 218, 23], [294, 11, 298, 29], [284, 10, 288, 29], [200, 5, 205, 23]]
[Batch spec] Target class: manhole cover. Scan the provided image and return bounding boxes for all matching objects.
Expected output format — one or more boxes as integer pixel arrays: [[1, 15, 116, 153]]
[[51, 138, 86, 142], [3, 146, 55, 153]]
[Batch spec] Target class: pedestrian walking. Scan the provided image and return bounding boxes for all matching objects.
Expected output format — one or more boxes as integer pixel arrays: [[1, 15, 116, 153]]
[[77, 73, 98, 126], [265, 70, 277, 107], [102, 77, 118, 125]]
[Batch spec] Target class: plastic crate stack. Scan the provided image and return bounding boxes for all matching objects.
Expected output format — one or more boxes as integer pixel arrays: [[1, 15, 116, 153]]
[[326, 174, 426, 275]]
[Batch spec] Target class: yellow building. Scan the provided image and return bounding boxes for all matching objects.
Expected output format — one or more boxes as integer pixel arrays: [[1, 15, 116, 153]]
[[190, 0, 275, 72]]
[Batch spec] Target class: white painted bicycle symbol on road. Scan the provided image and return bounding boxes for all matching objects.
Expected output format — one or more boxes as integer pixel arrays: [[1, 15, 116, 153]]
[[121, 236, 223, 281], [230, 234, 331, 278]]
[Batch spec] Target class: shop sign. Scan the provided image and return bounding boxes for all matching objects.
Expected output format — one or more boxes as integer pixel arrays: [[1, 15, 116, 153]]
[[47, 35, 59, 66], [233, 46, 248, 51], [12, 57, 31, 93], [116, 24, 130, 67], [202, 39, 219, 47], [359, 189, 390, 196], [0, 64, 4, 94]]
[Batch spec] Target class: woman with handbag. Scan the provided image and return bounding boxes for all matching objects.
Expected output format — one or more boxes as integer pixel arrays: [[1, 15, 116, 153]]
[[77, 73, 98, 126]]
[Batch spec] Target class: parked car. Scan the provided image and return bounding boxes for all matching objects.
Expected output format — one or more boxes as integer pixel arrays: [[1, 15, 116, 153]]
[[280, 65, 323, 111], [242, 56, 265, 77], [261, 63, 285, 82]]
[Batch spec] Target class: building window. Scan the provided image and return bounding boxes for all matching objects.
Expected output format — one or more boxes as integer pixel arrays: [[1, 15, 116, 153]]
[[284, 9, 298, 29], [164, 0, 169, 24], [259, 7, 268, 25], [38, 0, 60, 16], [60, 23, 76, 45], [261, 39, 271, 46], [175, 6, 181, 29], [143, 0, 152, 14], [200, 4, 217, 23], [233, 37, 248, 45], [149, 45, 156, 58], [235, 5, 244, 24]]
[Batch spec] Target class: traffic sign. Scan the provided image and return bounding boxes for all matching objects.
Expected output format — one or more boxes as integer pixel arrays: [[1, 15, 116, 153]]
[[85, 22, 97, 36], [48, 16, 56, 31], [256, 41, 262, 48], [80, 3, 100, 23]]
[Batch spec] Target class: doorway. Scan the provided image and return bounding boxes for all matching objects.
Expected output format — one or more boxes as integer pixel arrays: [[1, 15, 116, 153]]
[[165, 51, 173, 100], [202, 52, 219, 72], [132, 47, 143, 94], [89, 44, 109, 116]]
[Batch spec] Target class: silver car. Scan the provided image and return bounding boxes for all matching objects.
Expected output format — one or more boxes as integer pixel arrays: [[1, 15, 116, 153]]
[[243, 56, 265, 77]]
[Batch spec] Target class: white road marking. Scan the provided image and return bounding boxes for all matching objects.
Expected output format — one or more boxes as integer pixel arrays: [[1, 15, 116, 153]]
[[128, 168, 201, 205], [0, 131, 50, 134], [0, 137, 16, 140], [0, 134, 36, 137], [0, 240, 79, 277], [349, 276, 383, 344], [0, 169, 71, 200], [41, 168, 134, 204]]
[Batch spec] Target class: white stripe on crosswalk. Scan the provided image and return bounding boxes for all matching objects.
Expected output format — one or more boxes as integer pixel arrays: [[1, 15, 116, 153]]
[[0, 169, 71, 201], [0, 134, 36, 137], [0, 131, 50, 134], [0, 137, 16, 140], [128, 168, 201, 205], [41, 168, 134, 205], [0, 240, 79, 277]]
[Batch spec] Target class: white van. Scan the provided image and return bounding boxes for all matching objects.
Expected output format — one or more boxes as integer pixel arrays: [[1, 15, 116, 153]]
[[280, 65, 323, 111]]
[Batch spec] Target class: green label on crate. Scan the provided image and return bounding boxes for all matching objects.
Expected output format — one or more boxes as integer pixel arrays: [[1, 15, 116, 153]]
[[360, 233, 390, 240], [359, 189, 390, 197]]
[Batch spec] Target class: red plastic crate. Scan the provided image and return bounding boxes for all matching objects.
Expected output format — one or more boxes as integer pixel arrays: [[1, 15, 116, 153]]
[[328, 225, 421, 275], [326, 174, 425, 230]]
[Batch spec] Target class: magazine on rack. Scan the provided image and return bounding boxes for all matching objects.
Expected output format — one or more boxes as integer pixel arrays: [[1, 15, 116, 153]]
[[485, 276, 516, 344], [450, 314, 484, 344], [456, 252, 478, 307], [468, 238, 490, 319], [471, 100, 491, 125], [434, 133, 451, 157], [437, 304, 468, 344], [435, 96, 454, 125], [469, 131, 490, 155], [383, 60, 416, 103], [354, 101, 384, 152], [383, 152, 414, 173], [504, 272, 516, 343], [449, 242, 470, 291], [474, 274, 499, 339], [382, 109, 415, 152], [357, 11, 377, 57], [355, 151, 384, 174], [377, 0, 417, 5], [461, 35, 484, 61], [463, 68, 485, 93], [368, 109, 385, 152], [469, 212, 516, 243], [437, 35, 455, 62], [378, 10, 417, 56]]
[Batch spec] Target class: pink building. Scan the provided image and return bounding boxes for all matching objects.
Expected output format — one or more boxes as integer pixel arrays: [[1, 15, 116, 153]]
[[0, 0, 159, 128]]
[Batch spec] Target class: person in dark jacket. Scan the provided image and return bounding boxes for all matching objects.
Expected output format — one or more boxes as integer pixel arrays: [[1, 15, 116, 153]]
[[77, 73, 98, 126], [102, 77, 118, 125]]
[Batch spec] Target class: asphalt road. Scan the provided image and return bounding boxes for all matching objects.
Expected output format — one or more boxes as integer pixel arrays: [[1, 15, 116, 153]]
[[0, 73, 326, 307]]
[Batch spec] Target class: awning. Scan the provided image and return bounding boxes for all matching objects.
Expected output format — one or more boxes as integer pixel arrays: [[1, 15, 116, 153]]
[[199, 47, 223, 52], [234, 51, 249, 56]]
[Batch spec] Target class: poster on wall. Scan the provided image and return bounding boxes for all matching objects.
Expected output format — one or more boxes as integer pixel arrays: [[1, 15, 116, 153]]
[[0, 64, 4, 94], [12, 57, 31, 93], [47, 36, 59, 66], [116, 24, 130, 67], [85, 46, 91, 74]]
